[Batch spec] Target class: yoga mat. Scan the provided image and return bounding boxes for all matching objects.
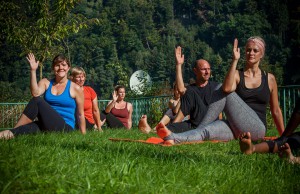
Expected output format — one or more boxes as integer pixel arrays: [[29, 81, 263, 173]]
[[109, 137, 228, 146], [109, 136, 278, 146]]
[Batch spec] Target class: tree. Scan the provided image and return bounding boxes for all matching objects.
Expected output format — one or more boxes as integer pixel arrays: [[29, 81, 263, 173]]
[[0, 0, 92, 79]]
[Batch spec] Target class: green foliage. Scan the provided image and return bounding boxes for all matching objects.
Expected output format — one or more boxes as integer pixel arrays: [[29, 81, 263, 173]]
[[0, 0, 91, 79], [107, 62, 130, 88], [0, 81, 32, 102], [0, 0, 299, 100], [147, 98, 166, 125], [127, 80, 172, 99]]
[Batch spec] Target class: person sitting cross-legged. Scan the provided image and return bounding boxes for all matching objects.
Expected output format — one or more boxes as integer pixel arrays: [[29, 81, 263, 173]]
[[0, 53, 86, 139], [138, 83, 188, 134], [101, 85, 133, 129]]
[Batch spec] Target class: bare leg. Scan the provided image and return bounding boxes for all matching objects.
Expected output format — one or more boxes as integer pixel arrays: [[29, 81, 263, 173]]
[[14, 114, 33, 128], [172, 110, 184, 123], [239, 132, 279, 154], [156, 122, 174, 145], [100, 119, 106, 127], [138, 115, 152, 134], [1, 113, 33, 139], [0, 130, 15, 139], [159, 115, 171, 126]]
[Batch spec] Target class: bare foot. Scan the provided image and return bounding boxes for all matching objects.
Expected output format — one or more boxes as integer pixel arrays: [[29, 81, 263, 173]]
[[239, 132, 254, 155], [0, 130, 15, 140], [138, 115, 152, 134], [156, 122, 174, 145], [278, 143, 296, 164]]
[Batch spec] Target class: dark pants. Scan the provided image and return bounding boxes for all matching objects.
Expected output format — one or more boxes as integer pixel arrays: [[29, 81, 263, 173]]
[[272, 98, 300, 152], [11, 97, 73, 136], [100, 110, 125, 128], [75, 116, 94, 130], [167, 121, 193, 133], [85, 118, 95, 130]]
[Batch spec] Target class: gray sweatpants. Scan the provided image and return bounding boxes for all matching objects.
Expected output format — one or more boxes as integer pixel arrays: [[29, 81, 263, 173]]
[[166, 86, 266, 143]]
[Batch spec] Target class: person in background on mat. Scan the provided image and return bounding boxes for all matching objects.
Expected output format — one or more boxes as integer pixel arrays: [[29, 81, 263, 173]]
[[239, 97, 300, 164], [138, 82, 187, 134], [0, 53, 86, 139], [156, 36, 284, 145], [101, 85, 133, 129], [70, 67, 102, 131]]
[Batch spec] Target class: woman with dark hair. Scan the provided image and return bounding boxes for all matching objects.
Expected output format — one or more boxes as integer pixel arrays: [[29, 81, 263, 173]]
[[101, 85, 133, 129], [0, 53, 86, 139]]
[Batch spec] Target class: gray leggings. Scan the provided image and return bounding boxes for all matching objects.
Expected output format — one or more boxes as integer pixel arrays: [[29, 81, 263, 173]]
[[167, 86, 266, 143]]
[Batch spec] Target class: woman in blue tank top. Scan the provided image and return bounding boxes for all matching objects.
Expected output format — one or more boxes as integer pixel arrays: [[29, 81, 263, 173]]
[[0, 53, 86, 139], [156, 36, 284, 145]]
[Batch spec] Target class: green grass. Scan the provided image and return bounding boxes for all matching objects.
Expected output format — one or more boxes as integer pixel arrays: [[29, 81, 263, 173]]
[[0, 129, 299, 193]]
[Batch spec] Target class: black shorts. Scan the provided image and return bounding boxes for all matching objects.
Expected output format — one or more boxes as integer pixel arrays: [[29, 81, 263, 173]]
[[275, 132, 300, 151]]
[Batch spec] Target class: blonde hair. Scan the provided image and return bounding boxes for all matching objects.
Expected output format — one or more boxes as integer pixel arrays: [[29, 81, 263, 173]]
[[70, 67, 86, 80]]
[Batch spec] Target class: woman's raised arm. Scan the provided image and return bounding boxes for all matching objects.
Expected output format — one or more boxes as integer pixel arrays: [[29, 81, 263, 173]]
[[26, 53, 47, 97]]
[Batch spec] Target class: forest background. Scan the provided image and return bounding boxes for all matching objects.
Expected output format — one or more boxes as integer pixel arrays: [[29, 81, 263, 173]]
[[0, 0, 299, 102]]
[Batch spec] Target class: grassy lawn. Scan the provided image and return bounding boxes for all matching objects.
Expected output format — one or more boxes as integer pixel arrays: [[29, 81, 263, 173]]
[[0, 128, 299, 193]]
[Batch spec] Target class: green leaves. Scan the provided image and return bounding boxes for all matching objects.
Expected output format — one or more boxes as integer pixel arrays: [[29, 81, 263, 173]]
[[1, 0, 298, 100], [2, 0, 91, 79]]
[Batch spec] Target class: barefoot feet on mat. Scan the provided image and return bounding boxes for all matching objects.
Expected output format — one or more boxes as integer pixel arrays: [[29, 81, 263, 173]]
[[239, 132, 254, 155], [156, 122, 174, 145]]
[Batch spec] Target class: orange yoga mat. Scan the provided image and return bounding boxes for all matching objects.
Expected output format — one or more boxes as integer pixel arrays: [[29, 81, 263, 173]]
[[109, 136, 278, 146], [109, 137, 228, 146]]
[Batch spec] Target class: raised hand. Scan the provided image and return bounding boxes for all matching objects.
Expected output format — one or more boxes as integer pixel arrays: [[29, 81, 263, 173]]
[[175, 46, 184, 66], [112, 90, 118, 102], [232, 38, 240, 61], [26, 53, 39, 71]]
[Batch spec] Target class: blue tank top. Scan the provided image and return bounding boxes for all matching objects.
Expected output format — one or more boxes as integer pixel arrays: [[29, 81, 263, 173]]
[[44, 79, 76, 129], [236, 70, 270, 128]]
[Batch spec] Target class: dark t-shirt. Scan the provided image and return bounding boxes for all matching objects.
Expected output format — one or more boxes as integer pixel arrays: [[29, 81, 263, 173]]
[[180, 81, 219, 127]]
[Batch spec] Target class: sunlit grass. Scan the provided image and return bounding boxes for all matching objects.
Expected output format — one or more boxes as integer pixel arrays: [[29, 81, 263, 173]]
[[0, 128, 299, 193]]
